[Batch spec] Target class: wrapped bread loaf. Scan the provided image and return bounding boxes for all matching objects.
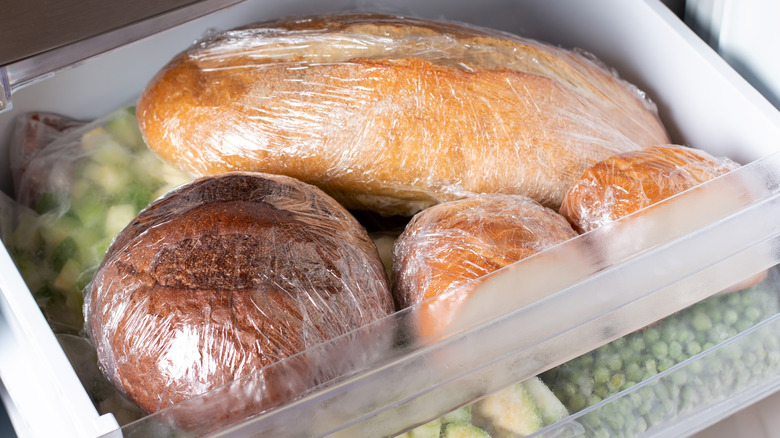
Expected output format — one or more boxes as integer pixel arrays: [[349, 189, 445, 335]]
[[560, 145, 740, 233], [84, 172, 394, 413], [392, 195, 577, 335], [137, 13, 669, 216], [559, 144, 765, 293]]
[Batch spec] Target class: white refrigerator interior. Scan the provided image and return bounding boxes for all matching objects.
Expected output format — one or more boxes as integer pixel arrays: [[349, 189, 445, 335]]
[[686, 0, 780, 436]]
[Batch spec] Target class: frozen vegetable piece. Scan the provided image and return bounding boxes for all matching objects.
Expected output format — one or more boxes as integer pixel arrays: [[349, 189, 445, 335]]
[[403, 418, 443, 438], [442, 422, 491, 438], [441, 406, 472, 424], [8, 106, 193, 333], [522, 377, 569, 425], [472, 381, 542, 437]]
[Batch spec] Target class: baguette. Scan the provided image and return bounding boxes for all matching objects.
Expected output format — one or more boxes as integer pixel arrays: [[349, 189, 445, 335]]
[[138, 13, 669, 216]]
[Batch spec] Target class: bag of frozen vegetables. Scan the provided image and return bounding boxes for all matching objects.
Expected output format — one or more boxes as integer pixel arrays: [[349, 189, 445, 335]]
[[5, 106, 192, 333]]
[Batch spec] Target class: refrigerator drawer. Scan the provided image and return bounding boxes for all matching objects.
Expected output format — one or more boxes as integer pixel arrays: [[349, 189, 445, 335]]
[[1, 0, 780, 437]]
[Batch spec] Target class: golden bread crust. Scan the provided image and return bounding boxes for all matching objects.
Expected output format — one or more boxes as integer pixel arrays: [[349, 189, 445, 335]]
[[138, 13, 669, 215]]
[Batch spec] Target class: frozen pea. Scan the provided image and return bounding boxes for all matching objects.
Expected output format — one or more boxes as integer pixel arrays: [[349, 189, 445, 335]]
[[569, 393, 587, 412], [686, 341, 702, 356], [658, 358, 675, 372], [668, 341, 684, 360], [594, 367, 610, 384], [630, 337, 646, 353], [745, 306, 762, 323], [644, 328, 661, 344], [652, 342, 669, 359], [607, 374, 626, 392], [723, 308, 739, 326], [626, 363, 643, 382], [692, 312, 712, 331], [607, 354, 623, 372]]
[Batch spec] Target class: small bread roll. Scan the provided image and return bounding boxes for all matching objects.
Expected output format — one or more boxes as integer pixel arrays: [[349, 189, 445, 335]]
[[392, 195, 577, 337], [560, 145, 765, 293], [84, 172, 394, 414], [560, 145, 740, 233]]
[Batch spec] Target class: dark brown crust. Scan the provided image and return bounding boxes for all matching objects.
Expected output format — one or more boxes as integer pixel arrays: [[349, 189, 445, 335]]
[[86, 172, 394, 413]]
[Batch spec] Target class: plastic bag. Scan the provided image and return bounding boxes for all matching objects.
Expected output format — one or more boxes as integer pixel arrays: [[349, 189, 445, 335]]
[[84, 172, 395, 414], [6, 106, 192, 333], [541, 269, 780, 436], [138, 12, 670, 217]]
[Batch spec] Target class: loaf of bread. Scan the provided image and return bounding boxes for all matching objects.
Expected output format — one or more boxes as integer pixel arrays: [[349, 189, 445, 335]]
[[392, 195, 577, 336], [84, 172, 394, 414], [137, 13, 669, 216], [560, 145, 740, 233]]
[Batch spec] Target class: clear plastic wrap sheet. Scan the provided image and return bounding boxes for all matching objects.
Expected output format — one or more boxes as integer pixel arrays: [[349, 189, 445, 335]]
[[136, 12, 670, 217], [117, 152, 780, 437], [4, 106, 192, 333], [84, 172, 396, 414]]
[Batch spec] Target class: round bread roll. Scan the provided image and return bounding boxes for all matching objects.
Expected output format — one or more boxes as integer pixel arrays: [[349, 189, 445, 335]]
[[137, 13, 669, 216], [392, 195, 578, 316], [84, 172, 394, 414], [559, 144, 740, 233]]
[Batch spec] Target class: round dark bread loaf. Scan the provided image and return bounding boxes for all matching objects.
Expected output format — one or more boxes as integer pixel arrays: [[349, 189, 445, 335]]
[[84, 172, 394, 414]]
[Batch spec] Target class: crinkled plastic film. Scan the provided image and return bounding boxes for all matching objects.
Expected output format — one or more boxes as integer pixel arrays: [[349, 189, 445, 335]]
[[83, 172, 396, 414], [137, 12, 670, 217], [5, 107, 192, 334]]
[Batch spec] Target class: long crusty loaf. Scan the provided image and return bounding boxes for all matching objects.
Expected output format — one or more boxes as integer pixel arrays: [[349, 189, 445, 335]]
[[138, 13, 669, 216]]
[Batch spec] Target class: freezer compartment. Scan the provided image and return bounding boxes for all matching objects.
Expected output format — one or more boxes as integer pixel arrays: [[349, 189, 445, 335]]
[[1, 0, 780, 437]]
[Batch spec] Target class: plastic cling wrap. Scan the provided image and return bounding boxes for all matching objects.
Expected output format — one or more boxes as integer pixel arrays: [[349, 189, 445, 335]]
[[84, 172, 395, 414], [138, 13, 670, 216], [560, 144, 740, 234], [5, 107, 192, 333], [392, 194, 578, 338]]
